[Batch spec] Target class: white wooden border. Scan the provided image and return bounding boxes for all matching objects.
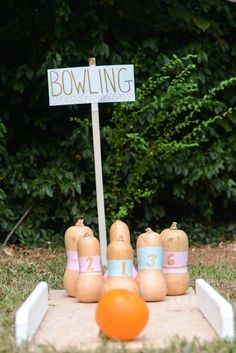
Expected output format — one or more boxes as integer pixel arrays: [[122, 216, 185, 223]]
[[15, 281, 48, 347], [196, 278, 235, 340]]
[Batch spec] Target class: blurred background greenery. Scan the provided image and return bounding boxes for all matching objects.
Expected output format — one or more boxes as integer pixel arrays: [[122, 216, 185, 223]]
[[1, 0, 236, 246]]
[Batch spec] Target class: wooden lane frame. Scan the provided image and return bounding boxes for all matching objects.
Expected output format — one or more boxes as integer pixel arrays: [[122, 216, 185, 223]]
[[15, 279, 235, 347], [196, 278, 235, 340], [15, 282, 48, 347]]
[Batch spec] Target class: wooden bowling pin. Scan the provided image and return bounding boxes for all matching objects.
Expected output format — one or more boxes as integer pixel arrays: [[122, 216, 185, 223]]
[[104, 220, 137, 279], [135, 228, 167, 301], [63, 218, 94, 297], [161, 222, 190, 295], [102, 236, 139, 294], [75, 233, 104, 302]]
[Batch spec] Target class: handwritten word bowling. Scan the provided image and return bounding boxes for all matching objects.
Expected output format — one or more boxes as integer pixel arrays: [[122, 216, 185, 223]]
[[47, 65, 135, 105]]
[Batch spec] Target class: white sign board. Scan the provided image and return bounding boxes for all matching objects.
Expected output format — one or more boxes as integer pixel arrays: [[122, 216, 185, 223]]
[[47, 64, 135, 106]]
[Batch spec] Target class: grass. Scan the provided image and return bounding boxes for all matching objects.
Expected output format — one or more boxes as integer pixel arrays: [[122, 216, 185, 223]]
[[0, 246, 235, 353], [190, 262, 236, 303]]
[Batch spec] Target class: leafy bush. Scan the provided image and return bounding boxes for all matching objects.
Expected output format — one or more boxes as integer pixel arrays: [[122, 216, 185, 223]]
[[104, 54, 236, 236], [1, 53, 236, 246], [1, 1, 236, 246]]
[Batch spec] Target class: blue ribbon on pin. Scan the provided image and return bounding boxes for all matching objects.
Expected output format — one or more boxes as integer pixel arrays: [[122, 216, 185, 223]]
[[108, 259, 133, 276], [137, 246, 163, 270]]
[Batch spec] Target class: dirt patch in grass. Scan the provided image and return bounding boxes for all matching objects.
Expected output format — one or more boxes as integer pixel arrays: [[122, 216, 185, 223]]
[[1, 241, 236, 265], [189, 241, 236, 265], [0, 245, 65, 264]]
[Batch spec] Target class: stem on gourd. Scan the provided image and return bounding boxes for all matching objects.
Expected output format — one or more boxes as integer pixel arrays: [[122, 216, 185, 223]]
[[76, 218, 84, 226], [170, 222, 177, 230]]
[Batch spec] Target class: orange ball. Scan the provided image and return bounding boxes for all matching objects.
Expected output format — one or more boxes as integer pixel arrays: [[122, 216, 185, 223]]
[[95, 289, 149, 341]]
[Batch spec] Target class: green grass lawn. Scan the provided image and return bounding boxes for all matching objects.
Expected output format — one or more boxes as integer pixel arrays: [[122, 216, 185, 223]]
[[0, 246, 235, 353]]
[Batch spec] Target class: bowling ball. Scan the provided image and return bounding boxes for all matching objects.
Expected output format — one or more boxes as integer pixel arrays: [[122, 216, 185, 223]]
[[95, 289, 149, 341]]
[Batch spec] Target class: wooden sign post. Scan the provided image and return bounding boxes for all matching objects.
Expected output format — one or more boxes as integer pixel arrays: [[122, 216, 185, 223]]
[[47, 58, 135, 266]]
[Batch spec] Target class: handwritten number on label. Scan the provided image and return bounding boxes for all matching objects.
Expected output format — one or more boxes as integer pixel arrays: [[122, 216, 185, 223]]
[[147, 254, 157, 267], [86, 256, 94, 271], [122, 261, 126, 275], [167, 254, 175, 266]]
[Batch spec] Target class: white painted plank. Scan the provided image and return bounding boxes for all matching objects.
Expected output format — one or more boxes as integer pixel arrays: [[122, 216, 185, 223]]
[[91, 102, 107, 267], [89, 57, 107, 267], [196, 278, 235, 340], [15, 281, 48, 346]]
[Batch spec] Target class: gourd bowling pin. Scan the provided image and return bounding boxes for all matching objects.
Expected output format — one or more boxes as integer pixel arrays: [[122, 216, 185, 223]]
[[102, 235, 139, 294], [135, 228, 167, 301], [161, 222, 190, 295], [63, 218, 94, 297], [75, 233, 104, 302], [104, 220, 137, 279]]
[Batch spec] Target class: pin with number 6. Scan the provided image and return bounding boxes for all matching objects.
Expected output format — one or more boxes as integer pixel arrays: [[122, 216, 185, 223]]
[[161, 222, 189, 296]]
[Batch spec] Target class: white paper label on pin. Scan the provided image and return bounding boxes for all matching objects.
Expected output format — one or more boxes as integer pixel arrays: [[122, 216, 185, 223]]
[[47, 64, 135, 106]]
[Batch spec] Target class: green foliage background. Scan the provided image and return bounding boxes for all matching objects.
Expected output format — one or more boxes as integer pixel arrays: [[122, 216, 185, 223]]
[[1, 0, 236, 245]]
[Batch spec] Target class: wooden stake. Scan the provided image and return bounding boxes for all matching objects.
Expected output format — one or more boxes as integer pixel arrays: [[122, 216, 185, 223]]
[[1, 205, 33, 249]]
